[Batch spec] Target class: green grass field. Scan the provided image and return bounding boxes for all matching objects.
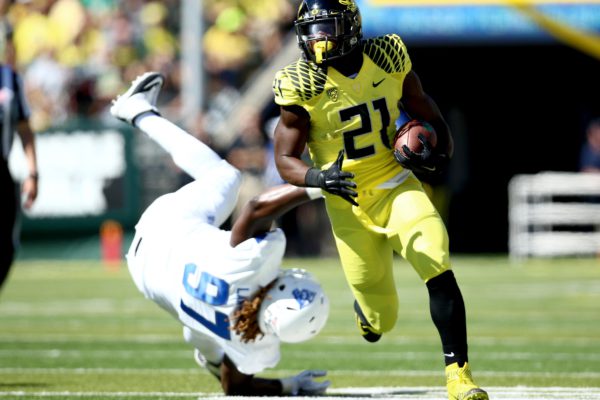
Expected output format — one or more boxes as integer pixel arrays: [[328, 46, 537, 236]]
[[1, 256, 600, 399]]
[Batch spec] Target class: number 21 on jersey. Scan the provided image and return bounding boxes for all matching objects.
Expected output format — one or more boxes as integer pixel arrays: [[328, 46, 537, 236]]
[[180, 263, 231, 340], [340, 97, 392, 159]]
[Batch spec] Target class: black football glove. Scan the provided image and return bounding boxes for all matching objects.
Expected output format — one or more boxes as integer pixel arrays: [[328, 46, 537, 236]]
[[305, 150, 358, 206], [394, 133, 449, 178]]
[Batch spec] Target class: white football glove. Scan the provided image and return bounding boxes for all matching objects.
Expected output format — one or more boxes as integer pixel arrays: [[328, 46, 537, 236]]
[[280, 370, 331, 396]]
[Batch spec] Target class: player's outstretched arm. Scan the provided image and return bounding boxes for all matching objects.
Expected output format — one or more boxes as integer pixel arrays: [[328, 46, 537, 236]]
[[230, 184, 321, 246], [220, 356, 330, 396]]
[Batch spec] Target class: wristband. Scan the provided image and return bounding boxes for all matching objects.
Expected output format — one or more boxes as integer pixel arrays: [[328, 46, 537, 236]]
[[304, 168, 322, 188], [29, 172, 39, 180], [305, 187, 323, 200]]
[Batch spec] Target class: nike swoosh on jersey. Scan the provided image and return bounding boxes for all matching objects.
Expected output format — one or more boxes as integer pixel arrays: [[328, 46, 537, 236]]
[[372, 78, 385, 87]]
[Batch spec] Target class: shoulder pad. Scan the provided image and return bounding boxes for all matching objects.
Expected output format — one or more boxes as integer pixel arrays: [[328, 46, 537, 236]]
[[273, 60, 328, 105], [363, 34, 411, 74]]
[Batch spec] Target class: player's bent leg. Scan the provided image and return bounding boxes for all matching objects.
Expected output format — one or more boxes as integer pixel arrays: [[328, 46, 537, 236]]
[[446, 362, 488, 400], [385, 179, 486, 399], [111, 71, 225, 179], [327, 205, 398, 337], [427, 270, 468, 366], [135, 114, 223, 179], [386, 176, 450, 281], [173, 161, 242, 227], [134, 111, 241, 227]]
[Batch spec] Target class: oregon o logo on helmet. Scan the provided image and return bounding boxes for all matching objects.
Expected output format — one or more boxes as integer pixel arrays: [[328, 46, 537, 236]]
[[292, 288, 316, 308], [339, 0, 357, 11]]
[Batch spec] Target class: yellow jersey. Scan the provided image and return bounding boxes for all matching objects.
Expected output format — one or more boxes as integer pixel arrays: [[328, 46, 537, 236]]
[[273, 34, 412, 192]]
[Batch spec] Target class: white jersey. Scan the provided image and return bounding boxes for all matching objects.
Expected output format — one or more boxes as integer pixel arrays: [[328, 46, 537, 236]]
[[127, 179, 286, 375]]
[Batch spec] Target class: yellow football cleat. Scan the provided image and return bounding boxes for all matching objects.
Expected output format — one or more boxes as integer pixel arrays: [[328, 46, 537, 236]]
[[445, 362, 489, 400]]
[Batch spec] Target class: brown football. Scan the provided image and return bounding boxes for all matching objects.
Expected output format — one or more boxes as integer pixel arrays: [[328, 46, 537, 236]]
[[393, 120, 437, 156]]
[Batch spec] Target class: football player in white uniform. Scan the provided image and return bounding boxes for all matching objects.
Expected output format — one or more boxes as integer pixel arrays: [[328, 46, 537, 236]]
[[110, 72, 330, 396]]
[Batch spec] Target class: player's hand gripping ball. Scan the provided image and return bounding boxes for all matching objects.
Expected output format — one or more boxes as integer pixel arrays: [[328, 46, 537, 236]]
[[393, 120, 448, 177], [393, 119, 437, 157]]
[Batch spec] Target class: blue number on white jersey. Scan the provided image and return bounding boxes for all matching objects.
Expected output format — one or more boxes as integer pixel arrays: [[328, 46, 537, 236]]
[[181, 263, 231, 340]]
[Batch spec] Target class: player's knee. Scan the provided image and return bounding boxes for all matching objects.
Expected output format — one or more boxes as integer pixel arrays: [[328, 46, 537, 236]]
[[378, 311, 398, 333], [403, 215, 450, 277], [426, 269, 458, 290]]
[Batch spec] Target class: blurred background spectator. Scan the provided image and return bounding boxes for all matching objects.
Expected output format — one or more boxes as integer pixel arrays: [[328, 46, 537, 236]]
[[6, 0, 294, 134], [579, 118, 600, 173]]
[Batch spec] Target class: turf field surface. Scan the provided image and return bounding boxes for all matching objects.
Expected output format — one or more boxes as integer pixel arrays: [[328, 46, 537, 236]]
[[1, 256, 599, 399]]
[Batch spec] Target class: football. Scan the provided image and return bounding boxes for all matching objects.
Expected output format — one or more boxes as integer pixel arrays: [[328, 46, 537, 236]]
[[393, 119, 437, 157]]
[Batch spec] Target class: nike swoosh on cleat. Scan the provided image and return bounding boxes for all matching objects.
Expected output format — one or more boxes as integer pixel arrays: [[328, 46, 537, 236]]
[[372, 78, 385, 87], [132, 75, 163, 95], [142, 81, 161, 91]]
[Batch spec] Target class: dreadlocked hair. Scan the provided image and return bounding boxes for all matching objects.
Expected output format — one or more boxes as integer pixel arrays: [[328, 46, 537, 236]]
[[231, 281, 276, 343]]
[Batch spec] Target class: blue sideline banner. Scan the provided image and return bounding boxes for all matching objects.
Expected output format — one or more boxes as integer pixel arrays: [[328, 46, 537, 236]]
[[357, 0, 600, 44]]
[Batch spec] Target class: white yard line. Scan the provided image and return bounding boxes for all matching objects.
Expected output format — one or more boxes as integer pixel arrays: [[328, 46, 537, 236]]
[[2, 349, 600, 362], [1, 335, 600, 347], [2, 367, 600, 380], [2, 387, 600, 399]]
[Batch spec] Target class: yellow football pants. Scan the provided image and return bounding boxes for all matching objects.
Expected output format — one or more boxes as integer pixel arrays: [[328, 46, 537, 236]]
[[325, 174, 450, 333]]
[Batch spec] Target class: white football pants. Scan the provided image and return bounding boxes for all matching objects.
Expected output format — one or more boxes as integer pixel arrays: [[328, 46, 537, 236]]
[[126, 113, 241, 303], [135, 113, 241, 228]]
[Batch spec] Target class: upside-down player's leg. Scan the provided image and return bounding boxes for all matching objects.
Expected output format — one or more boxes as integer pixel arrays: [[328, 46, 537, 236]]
[[113, 72, 242, 312], [110, 71, 241, 228], [135, 113, 241, 228], [135, 113, 223, 181]]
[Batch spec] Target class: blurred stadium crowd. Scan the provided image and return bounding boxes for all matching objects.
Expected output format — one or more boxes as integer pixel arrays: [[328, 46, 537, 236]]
[[8, 0, 293, 130], [6, 0, 330, 255]]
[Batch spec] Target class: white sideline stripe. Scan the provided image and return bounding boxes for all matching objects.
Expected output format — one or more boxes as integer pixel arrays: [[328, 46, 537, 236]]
[[2, 368, 600, 379], [0, 392, 202, 398], [0, 335, 179, 343], [1, 387, 600, 399], [1, 335, 600, 346]]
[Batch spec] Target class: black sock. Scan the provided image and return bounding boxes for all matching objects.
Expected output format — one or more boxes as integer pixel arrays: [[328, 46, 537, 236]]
[[426, 270, 468, 366]]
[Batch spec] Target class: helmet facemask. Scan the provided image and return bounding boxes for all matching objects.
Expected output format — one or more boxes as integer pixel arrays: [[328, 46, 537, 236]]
[[295, 5, 362, 64]]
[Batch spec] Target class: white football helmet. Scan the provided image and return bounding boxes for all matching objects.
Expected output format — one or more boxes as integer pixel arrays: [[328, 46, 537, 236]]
[[259, 268, 329, 343]]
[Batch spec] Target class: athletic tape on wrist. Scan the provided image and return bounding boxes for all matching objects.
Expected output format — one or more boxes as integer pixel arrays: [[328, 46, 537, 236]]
[[305, 187, 324, 200]]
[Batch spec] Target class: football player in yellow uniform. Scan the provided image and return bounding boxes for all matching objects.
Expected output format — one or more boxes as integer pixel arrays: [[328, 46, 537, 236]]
[[272, 1, 488, 399]]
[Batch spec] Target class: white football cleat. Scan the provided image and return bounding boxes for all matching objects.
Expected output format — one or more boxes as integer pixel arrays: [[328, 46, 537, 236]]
[[110, 71, 164, 125]]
